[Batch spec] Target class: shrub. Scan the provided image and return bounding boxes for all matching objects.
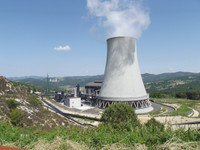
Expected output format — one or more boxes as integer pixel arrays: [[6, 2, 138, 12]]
[[145, 118, 164, 132], [175, 92, 187, 99], [100, 103, 139, 130], [6, 98, 18, 110], [10, 108, 24, 126], [27, 95, 41, 107], [186, 91, 200, 100]]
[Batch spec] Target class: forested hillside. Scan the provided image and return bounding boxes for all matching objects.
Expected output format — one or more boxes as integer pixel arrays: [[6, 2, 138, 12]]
[[9, 72, 200, 98]]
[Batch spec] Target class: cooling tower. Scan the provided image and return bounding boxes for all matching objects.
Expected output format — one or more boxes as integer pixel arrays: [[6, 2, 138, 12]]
[[98, 37, 151, 110]]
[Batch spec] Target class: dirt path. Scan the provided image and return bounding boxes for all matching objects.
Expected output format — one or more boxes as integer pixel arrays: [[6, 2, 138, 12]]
[[188, 108, 199, 117]]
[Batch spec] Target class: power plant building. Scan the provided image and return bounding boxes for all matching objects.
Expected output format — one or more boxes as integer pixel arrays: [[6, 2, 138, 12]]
[[64, 97, 81, 108], [85, 81, 102, 99], [98, 37, 151, 111]]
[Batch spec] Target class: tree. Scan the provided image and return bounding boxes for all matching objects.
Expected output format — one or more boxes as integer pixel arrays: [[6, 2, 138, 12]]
[[100, 103, 139, 130], [6, 98, 18, 110], [10, 108, 24, 126], [175, 92, 187, 99], [150, 92, 166, 98]]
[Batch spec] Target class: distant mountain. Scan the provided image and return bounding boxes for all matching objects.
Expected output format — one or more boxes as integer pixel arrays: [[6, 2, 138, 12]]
[[8, 76, 45, 80], [142, 72, 196, 82], [10, 75, 104, 88], [14, 78, 47, 87], [8, 72, 200, 93], [144, 72, 200, 93]]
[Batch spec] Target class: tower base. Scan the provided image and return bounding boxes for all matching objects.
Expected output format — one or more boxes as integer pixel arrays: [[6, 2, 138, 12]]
[[97, 98, 151, 109]]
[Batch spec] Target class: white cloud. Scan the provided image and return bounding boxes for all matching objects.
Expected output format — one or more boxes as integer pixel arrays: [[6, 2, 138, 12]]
[[54, 45, 71, 51]]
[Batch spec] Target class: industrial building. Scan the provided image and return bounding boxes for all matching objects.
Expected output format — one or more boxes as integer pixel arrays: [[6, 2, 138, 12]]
[[98, 37, 152, 111], [55, 91, 65, 102], [85, 81, 102, 99], [64, 97, 81, 108], [63, 88, 81, 108]]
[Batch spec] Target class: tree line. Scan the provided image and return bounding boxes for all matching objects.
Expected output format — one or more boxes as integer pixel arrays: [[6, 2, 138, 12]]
[[175, 91, 200, 100], [149, 91, 200, 100]]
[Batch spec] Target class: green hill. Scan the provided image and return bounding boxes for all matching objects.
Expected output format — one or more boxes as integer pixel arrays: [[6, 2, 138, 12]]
[[142, 72, 196, 82], [9, 72, 200, 95], [145, 72, 200, 92]]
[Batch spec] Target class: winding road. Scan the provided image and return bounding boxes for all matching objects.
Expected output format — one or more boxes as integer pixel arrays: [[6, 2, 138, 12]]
[[151, 101, 175, 114]]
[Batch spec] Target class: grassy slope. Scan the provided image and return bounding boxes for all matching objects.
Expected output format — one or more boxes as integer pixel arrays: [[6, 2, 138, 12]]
[[0, 77, 70, 130]]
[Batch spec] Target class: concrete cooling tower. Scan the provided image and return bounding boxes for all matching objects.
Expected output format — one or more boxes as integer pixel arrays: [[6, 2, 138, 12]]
[[98, 37, 152, 111]]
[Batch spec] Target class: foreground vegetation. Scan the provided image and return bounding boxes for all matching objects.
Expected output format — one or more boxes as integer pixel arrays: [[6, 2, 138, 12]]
[[1, 121, 200, 150], [1, 103, 200, 150]]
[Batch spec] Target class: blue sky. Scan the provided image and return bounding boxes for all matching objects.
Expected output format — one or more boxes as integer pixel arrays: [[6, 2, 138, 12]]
[[0, 0, 200, 77]]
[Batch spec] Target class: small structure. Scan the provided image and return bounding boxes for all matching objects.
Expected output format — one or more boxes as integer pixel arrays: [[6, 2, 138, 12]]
[[50, 78, 58, 82], [64, 97, 81, 108], [64, 88, 81, 108], [55, 91, 65, 102], [76, 84, 81, 97], [85, 81, 102, 99]]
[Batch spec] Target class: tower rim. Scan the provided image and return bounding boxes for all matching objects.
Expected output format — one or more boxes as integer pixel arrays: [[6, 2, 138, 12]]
[[98, 94, 149, 102], [107, 36, 137, 41]]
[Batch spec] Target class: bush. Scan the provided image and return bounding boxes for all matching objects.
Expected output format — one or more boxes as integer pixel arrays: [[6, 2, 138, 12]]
[[10, 108, 24, 127], [100, 103, 139, 130], [144, 118, 167, 146], [186, 91, 200, 100], [27, 95, 41, 107], [145, 118, 165, 132], [6, 98, 18, 110], [175, 92, 187, 99]]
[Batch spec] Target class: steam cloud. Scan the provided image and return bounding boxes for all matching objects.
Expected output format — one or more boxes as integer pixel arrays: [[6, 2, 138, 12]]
[[87, 0, 150, 39]]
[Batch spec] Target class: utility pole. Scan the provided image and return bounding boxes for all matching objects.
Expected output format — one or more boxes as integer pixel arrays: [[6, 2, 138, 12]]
[[46, 73, 50, 94]]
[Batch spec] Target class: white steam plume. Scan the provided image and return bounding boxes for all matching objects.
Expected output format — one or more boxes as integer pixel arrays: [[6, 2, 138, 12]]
[[87, 0, 150, 39]]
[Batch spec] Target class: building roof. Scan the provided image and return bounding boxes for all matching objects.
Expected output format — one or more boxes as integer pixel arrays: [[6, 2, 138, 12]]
[[85, 81, 102, 87], [0, 145, 24, 150]]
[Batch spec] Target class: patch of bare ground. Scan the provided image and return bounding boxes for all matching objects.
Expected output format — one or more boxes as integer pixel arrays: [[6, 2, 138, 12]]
[[156, 137, 200, 150], [138, 115, 151, 124], [3, 137, 148, 150], [138, 115, 200, 130], [4, 137, 199, 150], [194, 105, 200, 117], [24, 137, 90, 150], [155, 116, 199, 124], [102, 144, 147, 150], [164, 103, 181, 110]]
